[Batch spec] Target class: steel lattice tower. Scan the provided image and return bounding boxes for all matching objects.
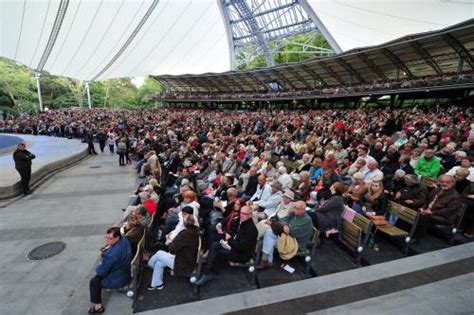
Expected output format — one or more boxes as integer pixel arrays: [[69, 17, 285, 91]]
[[218, 0, 342, 69]]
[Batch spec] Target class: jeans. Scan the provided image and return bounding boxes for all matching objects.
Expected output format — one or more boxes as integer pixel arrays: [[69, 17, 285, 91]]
[[148, 250, 175, 287], [109, 144, 114, 154], [119, 153, 125, 166], [262, 229, 278, 263]]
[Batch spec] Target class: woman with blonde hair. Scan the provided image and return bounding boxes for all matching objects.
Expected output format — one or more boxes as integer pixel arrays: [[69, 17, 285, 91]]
[[360, 181, 387, 217]]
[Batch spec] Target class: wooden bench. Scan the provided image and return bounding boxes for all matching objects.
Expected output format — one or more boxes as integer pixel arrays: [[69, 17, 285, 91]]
[[127, 231, 146, 298], [433, 203, 467, 245], [377, 201, 420, 254], [302, 227, 320, 273], [339, 213, 373, 264]]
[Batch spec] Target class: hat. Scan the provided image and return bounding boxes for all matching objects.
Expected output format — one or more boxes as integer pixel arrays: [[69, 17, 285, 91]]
[[283, 190, 295, 201], [182, 206, 194, 215]]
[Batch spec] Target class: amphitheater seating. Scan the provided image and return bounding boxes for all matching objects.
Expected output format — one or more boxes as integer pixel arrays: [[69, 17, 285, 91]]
[[377, 201, 420, 254], [339, 213, 373, 264], [433, 204, 467, 245]]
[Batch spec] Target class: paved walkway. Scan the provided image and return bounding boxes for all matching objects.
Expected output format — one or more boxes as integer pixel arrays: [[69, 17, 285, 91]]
[[0, 150, 136, 315]]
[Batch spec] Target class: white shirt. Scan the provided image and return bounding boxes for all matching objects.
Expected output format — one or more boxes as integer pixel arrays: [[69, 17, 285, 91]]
[[447, 166, 474, 182], [278, 173, 293, 191], [364, 168, 384, 184], [255, 191, 283, 217], [250, 184, 272, 203]]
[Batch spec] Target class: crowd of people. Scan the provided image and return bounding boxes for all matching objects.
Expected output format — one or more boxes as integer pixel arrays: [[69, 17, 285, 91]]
[[154, 73, 474, 101], [2, 105, 473, 312]]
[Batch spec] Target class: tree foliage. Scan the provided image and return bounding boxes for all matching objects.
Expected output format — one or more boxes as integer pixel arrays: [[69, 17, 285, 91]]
[[0, 57, 162, 114], [237, 32, 332, 70]]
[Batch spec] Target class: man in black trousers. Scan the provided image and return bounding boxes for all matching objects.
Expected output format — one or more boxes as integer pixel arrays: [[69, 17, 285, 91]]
[[13, 142, 36, 195]]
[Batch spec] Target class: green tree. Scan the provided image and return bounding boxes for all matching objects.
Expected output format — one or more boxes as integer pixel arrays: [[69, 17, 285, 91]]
[[0, 57, 38, 113]]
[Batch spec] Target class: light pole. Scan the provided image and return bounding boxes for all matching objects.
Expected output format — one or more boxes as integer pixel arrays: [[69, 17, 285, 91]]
[[34, 72, 44, 112]]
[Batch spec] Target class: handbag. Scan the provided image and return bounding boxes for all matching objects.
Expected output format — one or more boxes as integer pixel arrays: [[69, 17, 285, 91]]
[[277, 233, 298, 260], [371, 215, 389, 227]]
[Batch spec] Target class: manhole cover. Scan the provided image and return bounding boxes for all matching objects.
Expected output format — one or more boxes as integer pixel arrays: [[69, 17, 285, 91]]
[[28, 242, 66, 260], [89, 165, 102, 169]]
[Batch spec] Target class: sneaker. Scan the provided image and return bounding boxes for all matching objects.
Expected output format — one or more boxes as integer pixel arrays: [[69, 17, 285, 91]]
[[147, 284, 164, 291]]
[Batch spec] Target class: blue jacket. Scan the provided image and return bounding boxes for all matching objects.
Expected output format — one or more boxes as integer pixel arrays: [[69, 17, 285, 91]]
[[96, 238, 132, 288]]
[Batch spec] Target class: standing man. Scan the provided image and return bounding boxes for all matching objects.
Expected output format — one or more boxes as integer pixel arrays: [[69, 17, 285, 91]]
[[13, 142, 36, 195], [85, 129, 98, 155]]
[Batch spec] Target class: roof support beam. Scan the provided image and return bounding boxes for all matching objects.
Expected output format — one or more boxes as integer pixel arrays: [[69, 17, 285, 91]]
[[336, 58, 366, 84], [442, 33, 474, 70], [269, 69, 297, 90], [357, 53, 387, 81], [36, 0, 69, 71], [91, 0, 160, 80], [286, 66, 312, 89], [409, 41, 442, 75], [296, 0, 342, 54], [300, 64, 327, 87], [381, 48, 415, 79], [319, 62, 346, 85], [230, 0, 273, 67]]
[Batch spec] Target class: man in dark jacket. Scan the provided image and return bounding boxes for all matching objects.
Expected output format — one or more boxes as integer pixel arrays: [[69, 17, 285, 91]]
[[394, 174, 427, 209], [13, 142, 36, 195], [195, 206, 257, 285], [147, 216, 199, 290], [415, 175, 463, 239], [89, 227, 132, 313]]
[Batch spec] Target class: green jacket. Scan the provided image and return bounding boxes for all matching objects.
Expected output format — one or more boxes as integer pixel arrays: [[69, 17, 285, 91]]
[[414, 156, 441, 179], [280, 212, 313, 250]]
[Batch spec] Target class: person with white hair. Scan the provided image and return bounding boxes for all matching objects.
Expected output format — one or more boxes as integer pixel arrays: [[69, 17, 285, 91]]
[[277, 166, 293, 191], [447, 157, 474, 182]]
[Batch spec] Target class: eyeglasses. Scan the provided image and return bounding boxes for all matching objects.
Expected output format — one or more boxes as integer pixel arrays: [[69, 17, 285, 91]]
[[240, 212, 252, 216]]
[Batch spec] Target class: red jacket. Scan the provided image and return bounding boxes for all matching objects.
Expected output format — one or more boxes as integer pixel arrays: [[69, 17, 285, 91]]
[[143, 199, 156, 216]]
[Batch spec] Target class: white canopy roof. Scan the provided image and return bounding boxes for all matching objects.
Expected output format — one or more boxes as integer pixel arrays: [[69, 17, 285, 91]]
[[0, 0, 471, 81]]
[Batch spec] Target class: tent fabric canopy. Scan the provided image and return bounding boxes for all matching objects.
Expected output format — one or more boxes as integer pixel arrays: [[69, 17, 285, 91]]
[[0, 0, 472, 81]]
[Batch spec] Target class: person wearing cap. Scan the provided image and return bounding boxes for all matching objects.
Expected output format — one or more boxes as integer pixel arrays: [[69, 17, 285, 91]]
[[256, 189, 295, 238], [146, 215, 199, 291], [166, 205, 200, 245], [13, 142, 36, 195], [163, 191, 199, 242], [394, 174, 428, 209]]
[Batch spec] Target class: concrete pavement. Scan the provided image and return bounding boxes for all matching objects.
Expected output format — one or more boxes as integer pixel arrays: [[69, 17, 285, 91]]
[[0, 149, 137, 315]]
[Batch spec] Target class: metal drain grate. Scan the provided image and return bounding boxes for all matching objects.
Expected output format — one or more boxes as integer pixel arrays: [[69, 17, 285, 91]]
[[27, 242, 66, 260], [89, 165, 102, 169]]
